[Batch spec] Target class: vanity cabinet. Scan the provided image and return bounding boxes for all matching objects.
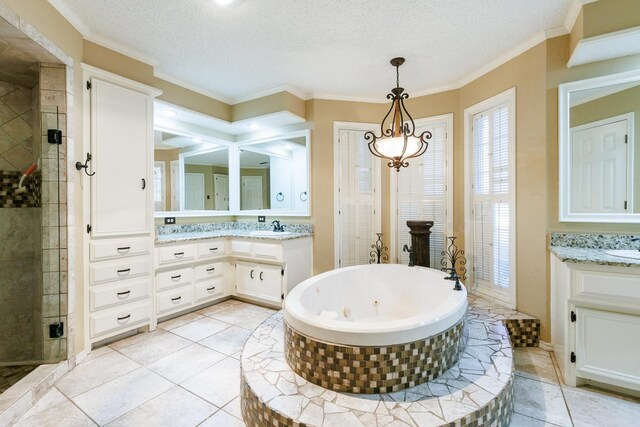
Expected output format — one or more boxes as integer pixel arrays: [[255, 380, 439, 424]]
[[82, 65, 162, 346], [551, 254, 640, 392], [236, 261, 283, 304]]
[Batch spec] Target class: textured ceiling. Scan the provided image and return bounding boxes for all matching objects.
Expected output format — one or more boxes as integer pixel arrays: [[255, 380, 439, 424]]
[[59, 0, 573, 101]]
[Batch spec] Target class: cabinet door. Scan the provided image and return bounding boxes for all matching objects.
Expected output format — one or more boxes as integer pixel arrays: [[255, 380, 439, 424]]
[[257, 264, 282, 304], [576, 307, 640, 391], [90, 77, 152, 237], [236, 262, 259, 298]]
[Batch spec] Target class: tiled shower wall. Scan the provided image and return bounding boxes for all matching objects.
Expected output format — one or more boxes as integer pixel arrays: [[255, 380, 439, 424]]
[[0, 63, 68, 363]]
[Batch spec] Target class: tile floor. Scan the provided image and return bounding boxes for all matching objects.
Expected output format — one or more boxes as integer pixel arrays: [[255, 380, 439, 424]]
[[0, 366, 38, 395], [7, 299, 640, 426]]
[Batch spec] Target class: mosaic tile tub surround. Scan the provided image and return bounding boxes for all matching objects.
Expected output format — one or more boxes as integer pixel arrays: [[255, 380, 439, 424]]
[[284, 318, 466, 394], [240, 301, 517, 427]]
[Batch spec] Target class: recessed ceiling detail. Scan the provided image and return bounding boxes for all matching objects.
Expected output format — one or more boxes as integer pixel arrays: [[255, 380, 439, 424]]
[[54, 0, 574, 102]]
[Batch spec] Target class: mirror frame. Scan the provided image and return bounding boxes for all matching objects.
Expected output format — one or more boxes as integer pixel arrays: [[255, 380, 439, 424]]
[[234, 129, 311, 217], [558, 69, 640, 223]]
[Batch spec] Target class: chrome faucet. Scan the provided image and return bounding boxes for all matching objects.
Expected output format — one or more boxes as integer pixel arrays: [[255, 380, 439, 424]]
[[271, 220, 285, 232], [402, 244, 414, 267]]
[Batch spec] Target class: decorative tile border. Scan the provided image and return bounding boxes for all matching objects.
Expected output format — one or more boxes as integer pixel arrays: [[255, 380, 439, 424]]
[[240, 294, 519, 427], [550, 232, 640, 250], [0, 170, 41, 208], [504, 318, 540, 348], [284, 318, 465, 394]]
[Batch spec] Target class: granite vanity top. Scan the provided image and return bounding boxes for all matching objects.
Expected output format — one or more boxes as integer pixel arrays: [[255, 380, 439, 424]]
[[155, 229, 312, 245], [155, 222, 313, 245], [550, 233, 640, 268]]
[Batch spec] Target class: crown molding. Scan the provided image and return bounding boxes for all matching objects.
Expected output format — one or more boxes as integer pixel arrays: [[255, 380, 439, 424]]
[[83, 32, 159, 67], [230, 85, 307, 104], [153, 71, 230, 104], [47, 0, 90, 35]]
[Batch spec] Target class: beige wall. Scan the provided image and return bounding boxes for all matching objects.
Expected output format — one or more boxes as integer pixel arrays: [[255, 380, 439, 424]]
[[582, 0, 640, 38], [233, 91, 305, 122]]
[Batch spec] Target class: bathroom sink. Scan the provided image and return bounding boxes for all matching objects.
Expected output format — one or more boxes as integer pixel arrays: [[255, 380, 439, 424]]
[[250, 230, 292, 236], [605, 250, 640, 260]]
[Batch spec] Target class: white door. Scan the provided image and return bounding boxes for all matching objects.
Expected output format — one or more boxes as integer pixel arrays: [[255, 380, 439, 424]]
[[571, 118, 629, 213], [170, 160, 180, 211], [90, 77, 151, 236], [335, 128, 380, 267], [242, 176, 263, 209], [214, 174, 229, 210], [184, 173, 205, 210], [153, 161, 166, 211]]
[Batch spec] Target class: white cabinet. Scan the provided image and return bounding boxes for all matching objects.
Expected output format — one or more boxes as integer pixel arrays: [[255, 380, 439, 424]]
[[236, 262, 282, 304], [82, 64, 161, 347], [551, 254, 640, 393]]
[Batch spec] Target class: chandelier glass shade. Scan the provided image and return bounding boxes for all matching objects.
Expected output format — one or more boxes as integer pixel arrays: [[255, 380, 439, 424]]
[[365, 57, 432, 171]]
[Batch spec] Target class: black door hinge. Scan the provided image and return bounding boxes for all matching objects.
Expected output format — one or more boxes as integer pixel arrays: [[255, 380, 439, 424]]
[[570, 311, 576, 322], [570, 352, 576, 363], [86, 80, 91, 90], [281, 293, 284, 301], [49, 322, 64, 338], [624, 201, 628, 210], [281, 268, 285, 277], [86, 224, 92, 234]]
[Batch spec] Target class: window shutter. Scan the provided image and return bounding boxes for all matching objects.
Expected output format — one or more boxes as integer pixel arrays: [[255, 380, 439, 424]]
[[338, 129, 376, 267]]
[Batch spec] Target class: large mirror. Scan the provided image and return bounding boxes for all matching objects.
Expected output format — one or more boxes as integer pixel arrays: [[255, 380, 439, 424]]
[[559, 69, 640, 223], [154, 130, 230, 213], [237, 132, 309, 214]]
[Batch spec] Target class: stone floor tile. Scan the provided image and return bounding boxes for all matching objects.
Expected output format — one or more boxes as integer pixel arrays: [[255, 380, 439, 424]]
[[514, 349, 559, 385], [513, 376, 572, 427], [157, 312, 205, 331], [562, 384, 640, 427], [13, 400, 96, 427], [180, 357, 240, 407], [56, 350, 140, 397], [108, 329, 166, 351], [170, 316, 231, 342], [146, 343, 226, 384], [236, 311, 276, 331], [19, 388, 68, 420], [199, 326, 252, 356], [107, 386, 217, 427], [115, 330, 192, 365], [78, 345, 114, 364], [222, 396, 242, 420], [197, 300, 237, 316], [211, 305, 272, 325], [509, 412, 561, 426], [71, 367, 173, 425], [200, 409, 246, 426]]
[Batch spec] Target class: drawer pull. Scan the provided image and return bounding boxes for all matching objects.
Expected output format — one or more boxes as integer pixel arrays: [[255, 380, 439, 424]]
[[207, 286, 216, 292], [260, 271, 264, 281], [174, 252, 185, 258], [117, 246, 131, 253], [117, 314, 131, 322], [206, 267, 216, 273], [117, 268, 131, 274], [209, 247, 218, 251], [171, 296, 182, 302], [116, 290, 131, 297], [250, 269, 255, 279], [171, 275, 182, 280]]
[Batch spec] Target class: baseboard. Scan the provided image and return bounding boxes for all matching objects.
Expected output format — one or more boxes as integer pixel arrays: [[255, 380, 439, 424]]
[[538, 340, 553, 351], [73, 349, 89, 365]]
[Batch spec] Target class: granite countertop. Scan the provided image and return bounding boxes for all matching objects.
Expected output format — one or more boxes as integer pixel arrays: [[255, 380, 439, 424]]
[[550, 246, 640, 268], [155, 229, 312, 245]]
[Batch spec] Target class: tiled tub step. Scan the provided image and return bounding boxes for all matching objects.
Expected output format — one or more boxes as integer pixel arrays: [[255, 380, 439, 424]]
[[239, 295, 537, 427]]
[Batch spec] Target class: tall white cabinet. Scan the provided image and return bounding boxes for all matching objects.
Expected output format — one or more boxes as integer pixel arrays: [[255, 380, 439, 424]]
[[82, 64, 162, 348]]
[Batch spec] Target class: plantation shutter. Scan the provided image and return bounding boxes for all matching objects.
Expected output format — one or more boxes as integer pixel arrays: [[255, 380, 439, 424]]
[[338, 129, 376, 267], [472, 104, 511, 289], [397, 123, 448, 267]]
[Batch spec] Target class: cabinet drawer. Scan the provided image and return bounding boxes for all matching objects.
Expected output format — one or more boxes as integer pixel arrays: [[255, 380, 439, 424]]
[[253, 243, 282, 261], [90, 301, 150, 339], [156, 267, 193, 291], [194, 262, 223, 282], [194, 278, 224, 303], [89, 279, 150, 311], [574, 269, 640, 301], [157, 285, 193, 315], [231, 241, 252, 256], [197, 241, 227, 259], [90, 237, 151, 261], [157, 245, 195, 265], [90, 258, 150, 285]]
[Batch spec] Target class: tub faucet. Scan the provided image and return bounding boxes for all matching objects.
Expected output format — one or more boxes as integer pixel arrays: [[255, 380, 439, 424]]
[[271, 220, 285, 232], [402, 244, 414, 267]]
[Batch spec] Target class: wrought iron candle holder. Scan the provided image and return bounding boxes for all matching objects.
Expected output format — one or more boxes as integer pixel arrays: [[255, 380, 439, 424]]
[[440, 236, 467, 291], [369, 233, 389, 264]]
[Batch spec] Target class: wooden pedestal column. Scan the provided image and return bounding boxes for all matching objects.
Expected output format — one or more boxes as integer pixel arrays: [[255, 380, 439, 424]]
[[407, 220, 434, 268]]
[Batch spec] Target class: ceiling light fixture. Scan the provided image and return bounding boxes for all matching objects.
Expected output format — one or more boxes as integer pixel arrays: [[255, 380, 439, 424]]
[[248, 123, 261, 130], [192, 137, 203, 143], [214, 0, 234, 6], [365, 57, 432, 171], [162, 109, 177, 118]]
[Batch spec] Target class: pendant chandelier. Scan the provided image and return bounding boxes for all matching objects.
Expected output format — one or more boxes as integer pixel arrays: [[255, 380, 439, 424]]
[[365, 57, 432, 171]]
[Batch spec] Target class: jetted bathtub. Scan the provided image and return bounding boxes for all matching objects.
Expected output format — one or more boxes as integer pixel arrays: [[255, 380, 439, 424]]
[[283, 264, 468, 393]]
